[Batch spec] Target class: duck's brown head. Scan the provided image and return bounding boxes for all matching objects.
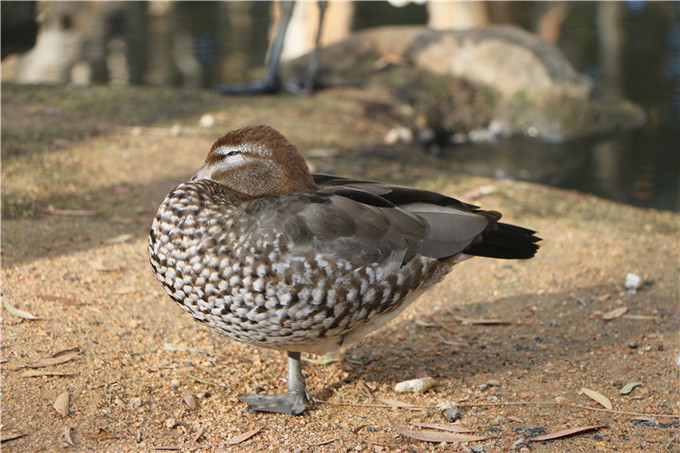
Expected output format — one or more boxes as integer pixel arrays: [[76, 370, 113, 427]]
[[192, 125, 318, 198]]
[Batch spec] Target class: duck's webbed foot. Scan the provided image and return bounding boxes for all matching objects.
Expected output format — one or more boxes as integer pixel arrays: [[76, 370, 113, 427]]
[[238, 390, 311, 415], [237, 351, 314, 415]]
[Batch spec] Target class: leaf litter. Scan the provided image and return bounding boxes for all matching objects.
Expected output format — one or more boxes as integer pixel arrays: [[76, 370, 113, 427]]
[[527, 424, 607, 442], [602, 306, 628, 321], [53, 391, 70, 417], [389, 417, 492, 443], [620, 382, 642, 395], [581, 387, 613, 410], [63, 426, 76, 446], [23, 347, 82, 369], [2, 291, 42, 320], [151, 427, 262, 452]]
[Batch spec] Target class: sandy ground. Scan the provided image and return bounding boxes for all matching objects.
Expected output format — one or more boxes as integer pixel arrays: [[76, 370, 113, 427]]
[[2, 85, 679, 452]]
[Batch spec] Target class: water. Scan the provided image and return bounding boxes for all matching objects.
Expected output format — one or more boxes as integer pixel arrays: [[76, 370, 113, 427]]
[[438, 2, 679, 211]]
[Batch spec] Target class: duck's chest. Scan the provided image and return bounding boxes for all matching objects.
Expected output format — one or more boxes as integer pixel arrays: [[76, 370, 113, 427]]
[[148, 186, 264, 304]]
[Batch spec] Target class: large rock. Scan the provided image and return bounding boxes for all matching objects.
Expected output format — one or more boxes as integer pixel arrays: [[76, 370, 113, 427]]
[[284, 25, 645, 142]]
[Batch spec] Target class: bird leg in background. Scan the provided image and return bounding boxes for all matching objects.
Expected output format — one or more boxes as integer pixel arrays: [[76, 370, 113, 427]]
[[295, 0, 327, 95], [237, 351, 313, 415], [213, 1, 295, 94]]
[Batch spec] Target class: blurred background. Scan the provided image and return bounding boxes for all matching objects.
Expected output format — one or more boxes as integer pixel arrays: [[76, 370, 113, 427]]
[[2, 1, 678, 211]]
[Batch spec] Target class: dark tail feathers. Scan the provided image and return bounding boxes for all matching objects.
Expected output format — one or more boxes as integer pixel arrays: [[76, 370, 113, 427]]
[[465, 222, 541, 259]]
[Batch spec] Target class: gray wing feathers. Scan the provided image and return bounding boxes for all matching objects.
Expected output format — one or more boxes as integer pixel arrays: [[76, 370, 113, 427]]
[[250, 195, 428, 267], [399, 202, 490, 259]]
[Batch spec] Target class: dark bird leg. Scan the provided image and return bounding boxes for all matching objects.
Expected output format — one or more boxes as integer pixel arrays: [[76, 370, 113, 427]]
[[288, 0, 327, 95], [214, 0, 295, 94], [238, 351, 313, 415]]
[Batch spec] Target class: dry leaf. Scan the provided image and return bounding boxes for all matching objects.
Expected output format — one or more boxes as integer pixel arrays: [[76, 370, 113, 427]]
[[20, 370, 76, 378], [25, 347, 82, 368], [63, 426, 75, 446], [87, 428, 109, 440], [377, 398, 420, 409], [602, 306, 628, 320], [410, 422, 476, 433], [528, 425, 607, 442], [45, 208, 97, 217], [620, 382, 642, 395], [455, 316, 514, 325], [224, 427, 262, 445], [389, 417, 491, 443], [2, 292, 41, 320], [54, 391, 70, 417], [581, 387, 613, 410]]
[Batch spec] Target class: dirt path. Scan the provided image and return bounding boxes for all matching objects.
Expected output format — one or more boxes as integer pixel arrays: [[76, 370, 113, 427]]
[[2, 85, 678, 452]]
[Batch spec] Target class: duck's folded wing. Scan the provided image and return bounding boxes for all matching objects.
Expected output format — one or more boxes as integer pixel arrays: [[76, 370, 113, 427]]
[[314, 174, 540, 260], [242, 192, 429, 268]]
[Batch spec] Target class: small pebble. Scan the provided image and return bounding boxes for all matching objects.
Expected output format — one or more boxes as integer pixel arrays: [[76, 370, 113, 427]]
[[443, 406, 462, 422], [625, 273, 641, 294], [628, 341, 638, 349], [130, 397, 143, 409], [165, 418, 178, 429], [183, 393, 198, 410], [394, 376, 437, 394], [199, 114, 215, 128], [170, 124, 182, 136], [471, 445, 484, 452], [170, 379, 181, 389]]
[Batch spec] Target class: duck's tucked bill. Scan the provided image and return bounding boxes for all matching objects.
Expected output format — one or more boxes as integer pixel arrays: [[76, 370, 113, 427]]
[[148, 125, 540, 415]]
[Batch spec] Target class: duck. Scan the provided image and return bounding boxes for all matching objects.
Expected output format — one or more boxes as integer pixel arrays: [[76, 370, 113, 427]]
[[148, 124, 540, 415]]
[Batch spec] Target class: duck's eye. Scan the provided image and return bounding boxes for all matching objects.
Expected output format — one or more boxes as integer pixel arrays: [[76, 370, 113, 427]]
[[225, 150, 240, 157]]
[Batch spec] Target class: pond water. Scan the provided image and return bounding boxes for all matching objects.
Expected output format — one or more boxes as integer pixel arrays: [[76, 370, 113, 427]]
[[436, 2, 679, 212]]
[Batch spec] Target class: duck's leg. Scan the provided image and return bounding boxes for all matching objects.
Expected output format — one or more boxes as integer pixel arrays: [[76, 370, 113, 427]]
[[238, 351, 313, 415]]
